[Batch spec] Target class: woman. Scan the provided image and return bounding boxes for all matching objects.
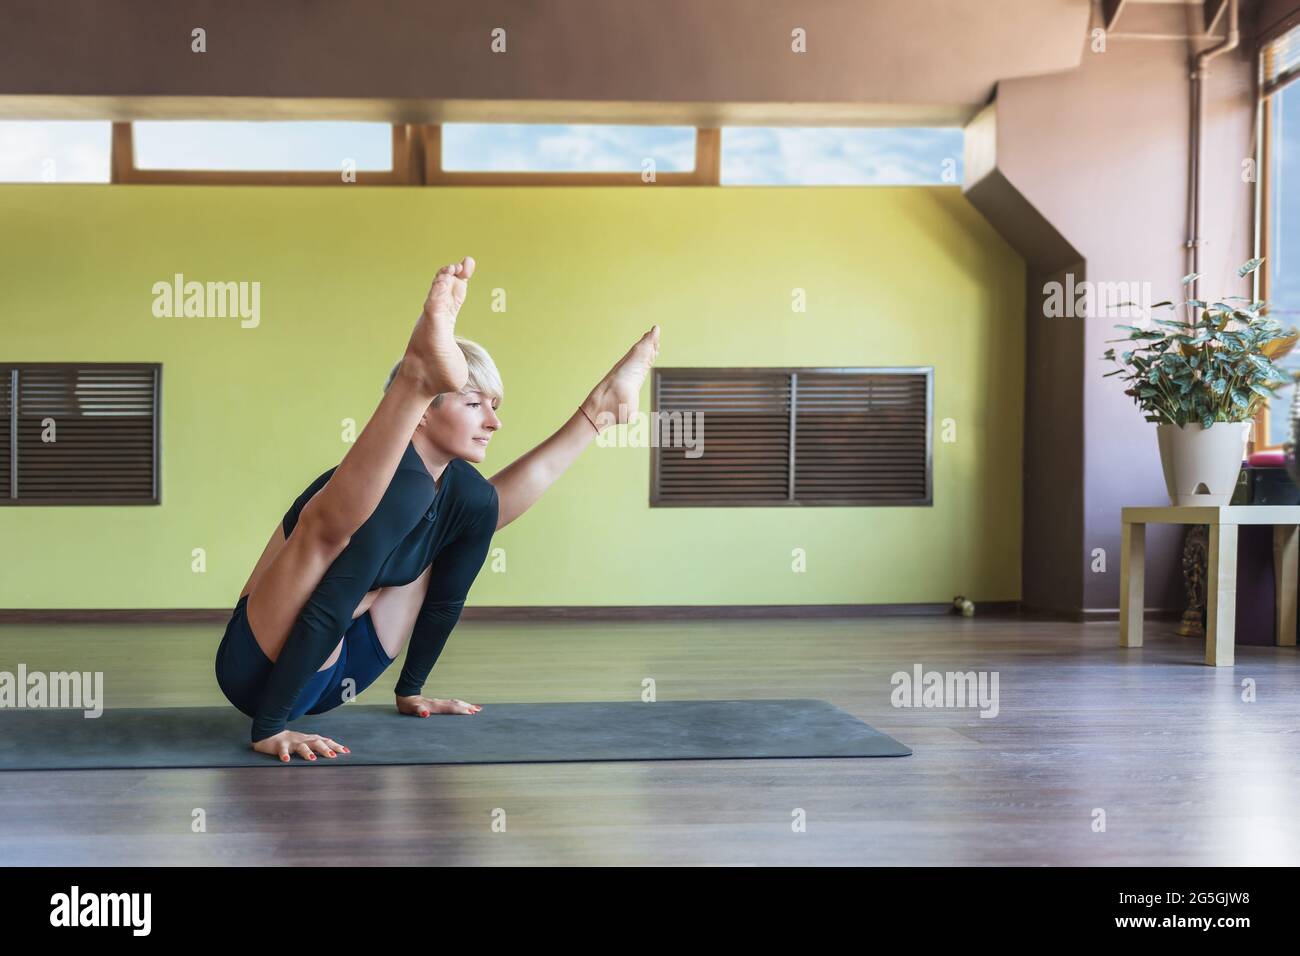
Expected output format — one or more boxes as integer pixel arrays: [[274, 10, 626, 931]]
[[214, 256, 661, 761]]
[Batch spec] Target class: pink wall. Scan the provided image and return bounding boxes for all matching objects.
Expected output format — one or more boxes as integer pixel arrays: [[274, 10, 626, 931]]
[[971, 0, 1260, 613]]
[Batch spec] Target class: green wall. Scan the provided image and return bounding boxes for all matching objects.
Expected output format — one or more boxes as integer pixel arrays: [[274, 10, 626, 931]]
[[0, 185, 1025, 608]]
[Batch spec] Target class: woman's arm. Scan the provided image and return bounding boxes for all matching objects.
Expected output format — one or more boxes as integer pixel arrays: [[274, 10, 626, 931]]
[[487, 325, 660, 532], [487, 406, 599, 532], [392, 484, 499, 699]]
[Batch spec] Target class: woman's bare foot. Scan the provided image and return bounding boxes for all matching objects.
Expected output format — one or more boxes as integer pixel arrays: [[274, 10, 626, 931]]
[[580, 325, 661, 430], [398, 257, 476, 396]]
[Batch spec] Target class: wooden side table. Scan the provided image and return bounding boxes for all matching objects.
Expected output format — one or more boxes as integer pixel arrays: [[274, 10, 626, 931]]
[[1120, 505, 1300, 666]]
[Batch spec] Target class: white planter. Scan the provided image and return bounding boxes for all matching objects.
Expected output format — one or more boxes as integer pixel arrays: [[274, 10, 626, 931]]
[[1155, 422, 1251, 506]]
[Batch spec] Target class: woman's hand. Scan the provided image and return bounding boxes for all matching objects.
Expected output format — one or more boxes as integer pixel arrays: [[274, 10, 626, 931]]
[[395, 694, 482, 717], [251, 730, 350, 762]]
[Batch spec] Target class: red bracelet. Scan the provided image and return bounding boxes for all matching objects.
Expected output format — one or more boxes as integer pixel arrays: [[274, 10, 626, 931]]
[[579, 405, 600, 433]]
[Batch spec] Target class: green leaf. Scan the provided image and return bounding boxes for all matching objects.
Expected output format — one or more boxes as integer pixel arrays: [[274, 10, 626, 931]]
[[1202, 414, 1215, 429], [1238, 257, 1265, 277], [1182, 272, 1202, 285]]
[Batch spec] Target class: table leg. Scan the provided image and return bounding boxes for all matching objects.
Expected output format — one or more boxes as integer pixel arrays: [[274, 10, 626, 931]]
[[1206, 523, 1237, 666], [1120, 521, 1145, 647], [1273, 524, 1298, 647]]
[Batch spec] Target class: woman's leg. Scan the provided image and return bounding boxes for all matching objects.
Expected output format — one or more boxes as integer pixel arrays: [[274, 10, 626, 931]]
[[488, 325, 659, 531], [245, 258, 475, 665], [362, 570, 479, 717], [364, 566, 432, 660]]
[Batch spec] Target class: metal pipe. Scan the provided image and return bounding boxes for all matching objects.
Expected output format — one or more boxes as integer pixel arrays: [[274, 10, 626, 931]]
[[1188, 0, 1240, 304]]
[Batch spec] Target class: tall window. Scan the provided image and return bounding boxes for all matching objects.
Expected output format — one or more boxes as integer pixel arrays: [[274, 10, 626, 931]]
[[1260, 24, 1300, 448]]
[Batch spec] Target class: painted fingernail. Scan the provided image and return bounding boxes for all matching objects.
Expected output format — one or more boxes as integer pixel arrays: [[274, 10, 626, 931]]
[[341, 747, 350, 753], [419, 711, 428, 717], [307, 754, 315, 760], [281, 755, 288, 762]]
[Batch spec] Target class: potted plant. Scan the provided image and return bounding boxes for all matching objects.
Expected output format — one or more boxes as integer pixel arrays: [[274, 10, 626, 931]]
[[1102, 257, 1298, 506]]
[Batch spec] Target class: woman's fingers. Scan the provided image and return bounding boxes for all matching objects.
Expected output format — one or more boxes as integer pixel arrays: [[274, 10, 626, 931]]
[[306, 737, 336, 757]]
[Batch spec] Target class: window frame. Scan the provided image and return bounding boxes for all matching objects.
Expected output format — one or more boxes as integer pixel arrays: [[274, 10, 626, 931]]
[[99, 121, 965, 187], [108, 121, 722, 186], [1256, 80, 1278, 449]]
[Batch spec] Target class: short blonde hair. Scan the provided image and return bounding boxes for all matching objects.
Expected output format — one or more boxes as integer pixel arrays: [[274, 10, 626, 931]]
[[384, 335, 504, 409]]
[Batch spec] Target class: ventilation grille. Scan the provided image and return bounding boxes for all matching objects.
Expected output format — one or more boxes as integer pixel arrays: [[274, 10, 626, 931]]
[[1, 364, 159, 504], [0, 370, 11, 500], [652, 368, 931, 507], [655, 373, 791, 503], [794, 372, 929, 502]]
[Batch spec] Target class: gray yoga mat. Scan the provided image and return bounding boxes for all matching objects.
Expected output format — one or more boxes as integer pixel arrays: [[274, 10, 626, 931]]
[[0, 698, 911, 770]]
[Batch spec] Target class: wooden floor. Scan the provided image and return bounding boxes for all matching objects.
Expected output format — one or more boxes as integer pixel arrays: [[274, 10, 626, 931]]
[[0, 614, 1297, 866]]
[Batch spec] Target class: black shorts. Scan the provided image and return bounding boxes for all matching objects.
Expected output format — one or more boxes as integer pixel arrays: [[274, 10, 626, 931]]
[[214, 593, 396, 721]]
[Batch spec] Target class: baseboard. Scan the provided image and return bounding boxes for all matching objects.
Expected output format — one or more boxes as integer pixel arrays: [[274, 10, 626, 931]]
[[1018, 604, 1184, 623], [0, 601, 1024, 625]]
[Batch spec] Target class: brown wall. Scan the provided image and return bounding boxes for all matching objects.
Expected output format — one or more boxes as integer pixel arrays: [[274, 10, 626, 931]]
[[0, 0, 1089, 120]]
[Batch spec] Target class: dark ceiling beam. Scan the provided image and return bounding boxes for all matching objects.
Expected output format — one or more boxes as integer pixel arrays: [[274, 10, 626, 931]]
[[0, 0, 1092, 120]]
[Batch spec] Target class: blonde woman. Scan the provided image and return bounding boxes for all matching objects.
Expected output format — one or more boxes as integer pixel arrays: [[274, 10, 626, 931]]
[[214, 257, 660, 761]]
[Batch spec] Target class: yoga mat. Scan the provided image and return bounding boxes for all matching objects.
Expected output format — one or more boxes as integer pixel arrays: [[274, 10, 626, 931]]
[[0, 698, 912, 770]]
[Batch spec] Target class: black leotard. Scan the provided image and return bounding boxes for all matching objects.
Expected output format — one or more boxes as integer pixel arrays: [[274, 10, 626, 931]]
[[249, 440, 498, 742]]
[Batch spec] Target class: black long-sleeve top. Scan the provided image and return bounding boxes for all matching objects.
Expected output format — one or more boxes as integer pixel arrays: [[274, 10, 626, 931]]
[[249, 440, 498, 742]]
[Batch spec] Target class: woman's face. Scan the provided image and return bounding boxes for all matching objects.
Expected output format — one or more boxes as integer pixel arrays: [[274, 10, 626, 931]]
[[423, 389, 501, 463]]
